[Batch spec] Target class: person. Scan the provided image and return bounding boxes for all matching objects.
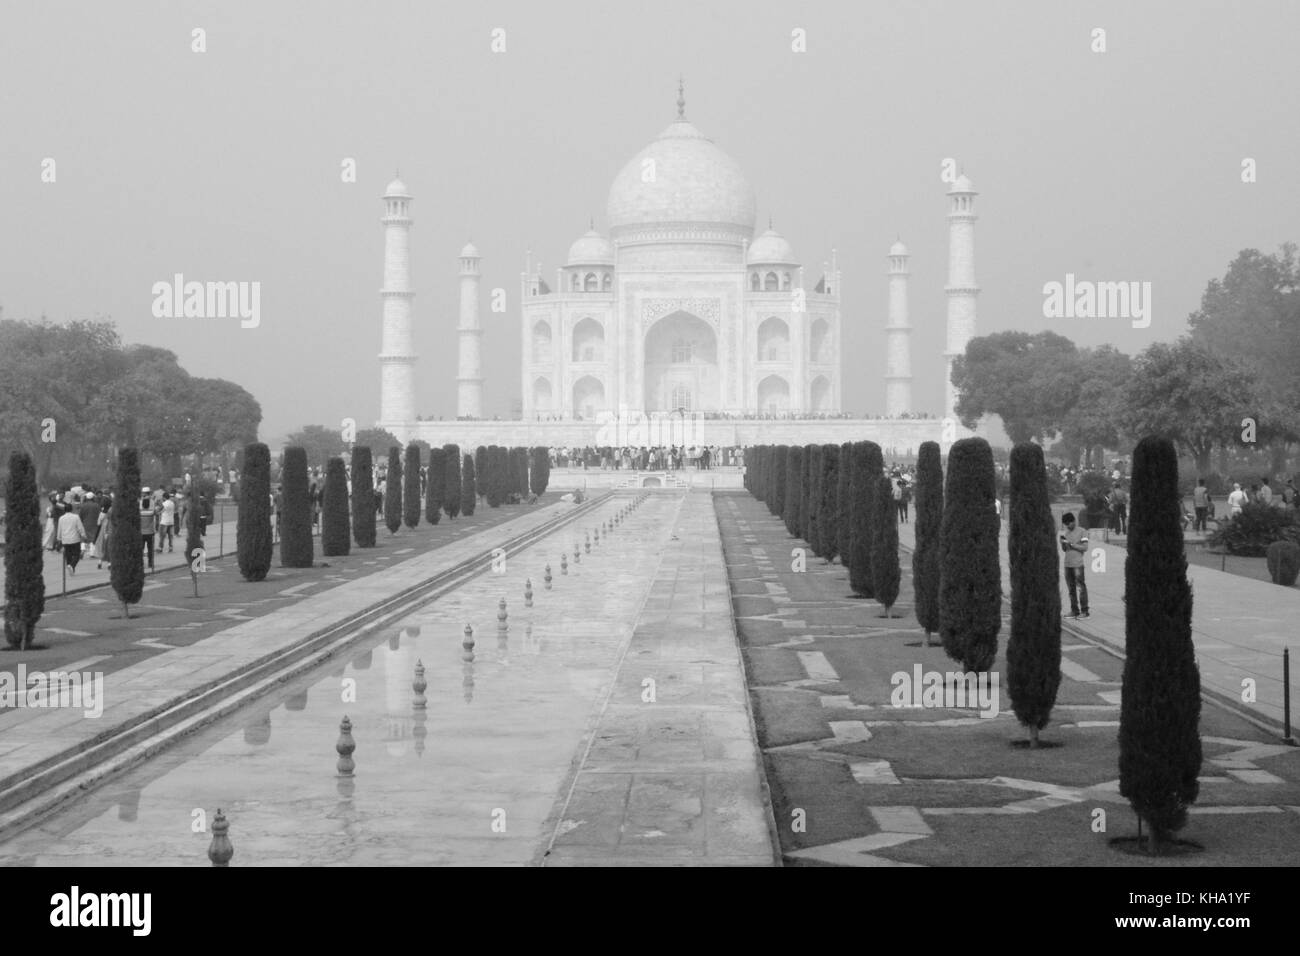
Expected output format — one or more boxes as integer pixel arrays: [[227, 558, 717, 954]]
[[57, 502, 89, 574], [158, 491, 176, 552], [1284, 478, 1298, 510], [43, 492, 60, 551], [572, 487, 585, 504], [78, 492, 102, 560], [1227, 482, 1249, 517], [1259, 477, 1274, 506], [1192, 478, 1211, 532], [1109, 483, 1128, 535], [140, 490, 159, 571], [272, 487, 283, 544], [96, 493, 113, 570], [1060, 512, 1090, 619]]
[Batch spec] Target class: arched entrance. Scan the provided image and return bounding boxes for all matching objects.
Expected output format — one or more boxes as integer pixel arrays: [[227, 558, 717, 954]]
[[643, 310, 719, 412], [757, 374, 790, 413], [573, 375, 605, 420]]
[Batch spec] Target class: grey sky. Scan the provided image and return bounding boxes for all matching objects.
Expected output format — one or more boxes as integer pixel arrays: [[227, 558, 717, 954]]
[[2, 0, 1296, 444]]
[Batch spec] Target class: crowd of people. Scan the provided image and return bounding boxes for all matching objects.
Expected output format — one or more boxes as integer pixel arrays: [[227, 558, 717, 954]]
[[550, 445, 744, 470]]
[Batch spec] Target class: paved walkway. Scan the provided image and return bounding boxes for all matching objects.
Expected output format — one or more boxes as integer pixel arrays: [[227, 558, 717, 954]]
[[896, 506, 1299, 737]]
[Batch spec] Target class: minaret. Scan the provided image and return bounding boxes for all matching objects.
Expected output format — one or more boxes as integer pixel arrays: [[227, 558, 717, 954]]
[[378, 177, 415, 429], [457, 242, 483, 419], [885, 240, 912, 416], [944, 175, 979, 424]]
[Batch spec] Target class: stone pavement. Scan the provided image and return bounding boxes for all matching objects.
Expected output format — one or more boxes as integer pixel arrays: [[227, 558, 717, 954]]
[[896, 506, 1299, 738]]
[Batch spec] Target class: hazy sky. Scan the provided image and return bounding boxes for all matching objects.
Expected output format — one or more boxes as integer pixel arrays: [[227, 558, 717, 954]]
[[2, 0, 1296, 443]]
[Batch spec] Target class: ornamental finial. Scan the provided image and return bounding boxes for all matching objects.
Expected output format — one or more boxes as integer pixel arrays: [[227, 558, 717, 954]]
[[677, 76, 685, 119]]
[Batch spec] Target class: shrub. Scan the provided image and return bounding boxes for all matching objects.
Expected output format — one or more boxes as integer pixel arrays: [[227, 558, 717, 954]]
[[321, 456, 351, 556], [350, 446, 376, 548], [236, 443, 273, 582], [1007, 442, 1062, 746], [784, 445, 804, 537], [425, 447, 445, 525], [280, 446, 315, 567], [1120, 436, 1201, 852], [514, 447, 530, 498], [185, 475, 205, 571], [800, 444, 815, 540], [475, 446, 487, 500], [3, 451, 44, 649], [837, 442, 853, 569], [384, 447, 402, 533], [461, 454, 477, 516], [818, 445, 839, 562], [485, 446, 502, 507], [912, 441, 943, 644], [1207, 501, 1299, 556], [872, 474, 900, 615], [443, 445, 461, 518], [401, 444, 422, 528], [770, 446, 788, 518], [1266, 540, 1300, 586], [848, 441, 881, 598], [939, 437, 1001, 672], [530, 446, 550, 496], [806, 445, 825, 556], [1075, 471, 1113, 528]]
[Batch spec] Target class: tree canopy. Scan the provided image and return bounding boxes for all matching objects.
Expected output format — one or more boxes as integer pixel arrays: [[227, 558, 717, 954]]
[[951, 331, 1080, 444]]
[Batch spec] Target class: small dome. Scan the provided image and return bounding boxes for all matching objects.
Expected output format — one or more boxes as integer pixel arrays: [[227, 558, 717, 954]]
[[949, 174, 975, 193], [460, 241, 480, 258], [747, 228, 796, 264], [566, 229, 613, 265], [384, 177, 410, 197], [889, 240, 909, 256]]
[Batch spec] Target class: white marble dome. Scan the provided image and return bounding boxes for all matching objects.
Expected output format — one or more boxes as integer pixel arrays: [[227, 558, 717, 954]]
[[748, 228, 796, 264], [385, 177, 410, 197], [949, 174, 976, 193], [460, 241, 480, 258], [566, 229, 613, 265], [889, 240, 909, 256], [606, 121, 756, 233]]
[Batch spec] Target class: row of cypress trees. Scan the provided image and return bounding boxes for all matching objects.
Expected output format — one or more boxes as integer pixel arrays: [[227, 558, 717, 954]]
[[744, 434, 1201, 852]]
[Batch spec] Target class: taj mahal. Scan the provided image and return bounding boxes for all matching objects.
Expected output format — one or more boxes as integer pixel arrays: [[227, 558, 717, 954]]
[[376, 86, 980, 453]]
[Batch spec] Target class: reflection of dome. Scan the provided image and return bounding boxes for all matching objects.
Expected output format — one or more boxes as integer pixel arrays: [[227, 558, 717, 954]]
[[385, 177, 410, 197], [748, 228, 796, 264], [607, 121, 756, 233], [890, 240, 909, 256], [567, 229, 613, 265]]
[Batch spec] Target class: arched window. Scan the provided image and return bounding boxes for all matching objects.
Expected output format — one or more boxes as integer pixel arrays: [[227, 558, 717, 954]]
[[750, 272, 760, 291], [602, 272, 612, 291], [782, 272, 791, 290], [764, 272, 779, 292], [570, 273, 580, 291], [671, 384, 692, 411], [584, 273, 598, 292], [671, 339, 692, 363]]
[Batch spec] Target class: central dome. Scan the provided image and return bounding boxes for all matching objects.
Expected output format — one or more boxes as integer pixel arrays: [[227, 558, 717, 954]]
[[606, 121, 756, 235]]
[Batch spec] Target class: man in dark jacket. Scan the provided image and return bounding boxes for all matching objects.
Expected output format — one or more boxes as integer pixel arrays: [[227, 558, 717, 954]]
[[78, 492, 102, 560]]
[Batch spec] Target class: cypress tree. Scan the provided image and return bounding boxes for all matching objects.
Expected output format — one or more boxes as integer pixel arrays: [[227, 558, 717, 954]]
[[384, 446, 402, 534], [1007, 441, 1062, 747], [404, 444, 422, 528], [516, 447, 530, 497], [321, 456, 351, 556], [461, 453, 477, 516], [849, 442, 881, 597], [4, 451, 45, 649], [750, 446, 764, 500], [819, 444, 840, 563], [938, 437, 1001, 672], [425, 447, 445, 524], [807, 445, 824, 555], [485, 446, 502, 507], [802, 444, 816, 540], [1119, 436, 1201, 852], [836, 442, 853, 568], [236, 442, 274, 582], [280, 446, 315, 567], [475, 446, 487, 502], [784, 445, 804, 537], [531, 446, 551, 496], [185, 475, 204, 591], [771, 445, 788, 519], [442, 444, 461, 518], [872, 474, 901, 616], [912, 441, 943, 646], [351, 445, 376, 548]]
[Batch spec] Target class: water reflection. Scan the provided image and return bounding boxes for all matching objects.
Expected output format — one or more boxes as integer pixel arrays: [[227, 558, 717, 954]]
[[117, 787, 141, 823], [243, 712, 272, 747], [351, 648, 373, 671], [286, 689, 309, 712]]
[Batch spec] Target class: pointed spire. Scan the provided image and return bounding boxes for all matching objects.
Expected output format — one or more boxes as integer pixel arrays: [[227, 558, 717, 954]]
[[677, 75, 686, 119], [768, 215, 773, 230], [590, 215, 594, 231]]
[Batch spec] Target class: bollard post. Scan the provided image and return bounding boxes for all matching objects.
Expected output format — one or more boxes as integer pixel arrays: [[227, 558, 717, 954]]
[[207, 808, 234, 866], [544, 563, 552, 589], [1285, 647, 1295, 745], [219, 503, 225, 558], [412, 660, 427, 709], [561, 553, 568, 575], [498, 597, 509, 636], [524, 578, 533, 607], [62, 555, 67, 596], [336, 716, 356, 776]]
